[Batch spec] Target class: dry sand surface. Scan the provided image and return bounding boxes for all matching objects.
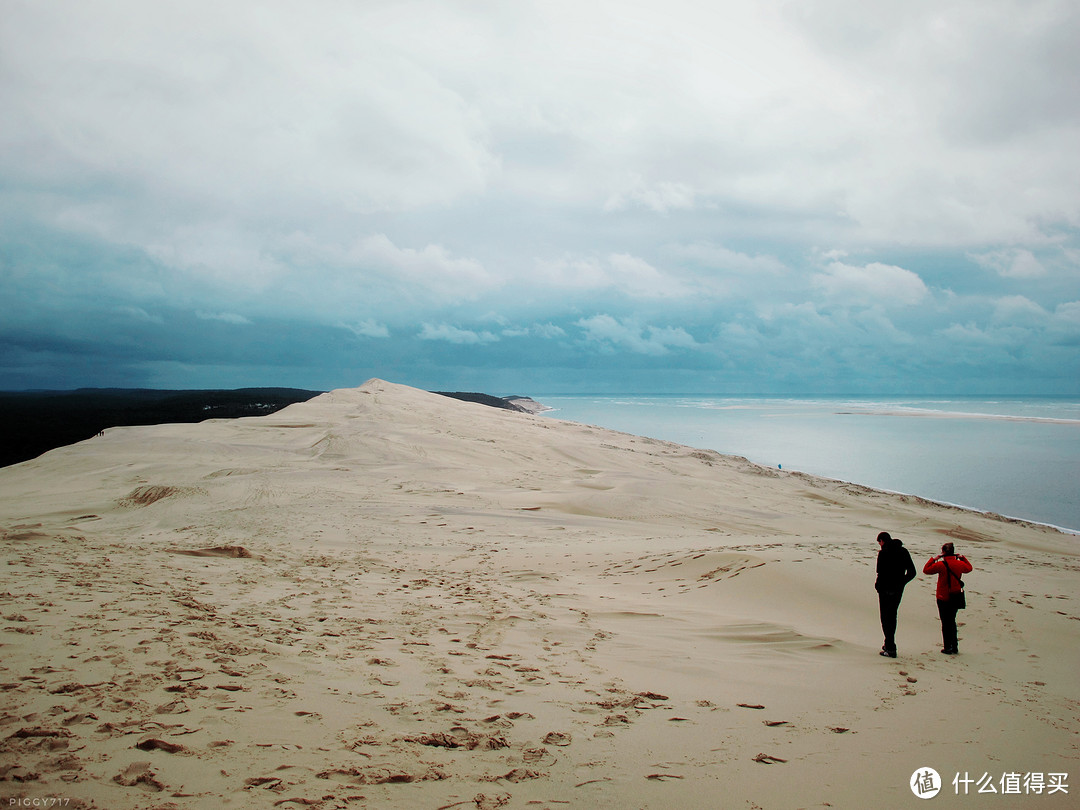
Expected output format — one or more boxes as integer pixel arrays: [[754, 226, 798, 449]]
[[1, 378, 1077, 809]]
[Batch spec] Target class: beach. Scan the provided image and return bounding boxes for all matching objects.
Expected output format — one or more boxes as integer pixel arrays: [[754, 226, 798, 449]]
[[537, 395, 1080, 533], [1, 379, 1077, 808]]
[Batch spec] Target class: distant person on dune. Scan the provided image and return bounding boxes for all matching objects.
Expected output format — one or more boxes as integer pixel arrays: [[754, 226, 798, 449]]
[[923, 542, 973, 655], [875, 531, 917, 658]]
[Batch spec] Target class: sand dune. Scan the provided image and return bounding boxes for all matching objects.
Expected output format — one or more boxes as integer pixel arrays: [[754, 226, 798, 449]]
[[1, 379, 1077, 808]]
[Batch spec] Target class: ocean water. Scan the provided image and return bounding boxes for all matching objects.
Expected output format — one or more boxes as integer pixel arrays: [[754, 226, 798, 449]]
[[537, 395, 1080, 534]]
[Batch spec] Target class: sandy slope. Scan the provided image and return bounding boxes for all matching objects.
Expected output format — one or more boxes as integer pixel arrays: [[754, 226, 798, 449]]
[[1, 379, 1077, 809]]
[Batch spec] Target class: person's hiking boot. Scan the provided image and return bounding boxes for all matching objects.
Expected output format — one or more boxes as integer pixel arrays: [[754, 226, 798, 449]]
[[879, 647, 897, 658], [940, 647, 958, 655]]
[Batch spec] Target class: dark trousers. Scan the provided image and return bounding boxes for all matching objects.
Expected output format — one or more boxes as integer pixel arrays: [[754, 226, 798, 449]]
[[937, 599, 960, 651], [878, 590, 903, 652]]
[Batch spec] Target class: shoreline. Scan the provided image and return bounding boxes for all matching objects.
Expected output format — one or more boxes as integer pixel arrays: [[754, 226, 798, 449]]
[[539, 399, 1080, 535], [759, 466, 1080, 538], [541, 409, 1080, 537]]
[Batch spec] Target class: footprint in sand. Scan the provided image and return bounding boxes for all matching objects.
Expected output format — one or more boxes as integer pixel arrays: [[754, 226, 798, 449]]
[[522, 747, 555, 765], [113, 761, 166, 791], [135, 737, 187, 753], [542, 731, 572, 746], [244, 776, 283, 790], [752, 753, 787, 764], [154, 699, 190, 714], [473, 794, 512, 810]]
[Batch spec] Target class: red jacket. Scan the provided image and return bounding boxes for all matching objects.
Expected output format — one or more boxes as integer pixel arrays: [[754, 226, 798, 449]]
[[923, 555, 972, 601]]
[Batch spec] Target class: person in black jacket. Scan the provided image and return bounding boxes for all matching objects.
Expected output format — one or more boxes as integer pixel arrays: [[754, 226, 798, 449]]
[[875, 531, 917, 658]]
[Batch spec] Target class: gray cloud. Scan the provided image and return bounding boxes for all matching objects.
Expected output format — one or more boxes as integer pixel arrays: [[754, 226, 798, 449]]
[[419, 323, 499, 345], [197, 311, 253, 325], [811, 262, 930, 308], [0, 0, 1077, 393], [577, 315, 700, 356]]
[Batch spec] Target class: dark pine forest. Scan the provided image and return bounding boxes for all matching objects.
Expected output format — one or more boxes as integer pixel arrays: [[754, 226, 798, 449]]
[[0, 388, 323, 468]]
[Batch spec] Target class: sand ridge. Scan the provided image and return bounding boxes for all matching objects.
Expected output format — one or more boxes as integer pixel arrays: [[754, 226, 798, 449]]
[[1, 378, 1077, 808]]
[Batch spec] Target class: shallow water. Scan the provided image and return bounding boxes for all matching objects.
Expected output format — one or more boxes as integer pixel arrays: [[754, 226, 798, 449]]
[[538, 395, 1080, 533]]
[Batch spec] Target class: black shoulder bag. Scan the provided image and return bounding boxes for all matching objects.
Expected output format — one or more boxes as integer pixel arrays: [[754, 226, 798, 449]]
[[942, 558, 966, 610]]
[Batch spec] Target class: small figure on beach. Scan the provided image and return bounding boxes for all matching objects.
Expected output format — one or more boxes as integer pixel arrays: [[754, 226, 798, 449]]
[[923, 542, 972, 655], [875, 531, 917, 658]]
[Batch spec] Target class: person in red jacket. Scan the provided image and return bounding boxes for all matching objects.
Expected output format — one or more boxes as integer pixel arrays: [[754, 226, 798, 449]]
[[923, 542, 973, 654]]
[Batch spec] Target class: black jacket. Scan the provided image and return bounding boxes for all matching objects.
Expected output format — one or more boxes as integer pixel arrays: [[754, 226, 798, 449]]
[[876, 537, 917, 594]]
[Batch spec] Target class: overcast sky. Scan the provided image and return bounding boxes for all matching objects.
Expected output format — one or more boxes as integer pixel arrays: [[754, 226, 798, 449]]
[[2, 0, 1078, 394]]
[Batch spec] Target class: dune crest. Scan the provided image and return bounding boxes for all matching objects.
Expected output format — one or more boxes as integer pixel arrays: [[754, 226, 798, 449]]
[[1, 379, 1077, 808]]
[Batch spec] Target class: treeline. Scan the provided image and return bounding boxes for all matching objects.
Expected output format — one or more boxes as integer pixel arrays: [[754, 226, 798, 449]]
[[0, 388, 322, 468], [432, 391, 534, 412]]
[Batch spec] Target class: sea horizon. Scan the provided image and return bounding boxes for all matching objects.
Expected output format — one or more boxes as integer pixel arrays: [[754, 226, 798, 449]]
[[536, 393, 1080, 535]]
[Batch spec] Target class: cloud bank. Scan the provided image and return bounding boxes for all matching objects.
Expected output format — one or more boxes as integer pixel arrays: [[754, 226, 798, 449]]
[[0, 0, 1077, 393]]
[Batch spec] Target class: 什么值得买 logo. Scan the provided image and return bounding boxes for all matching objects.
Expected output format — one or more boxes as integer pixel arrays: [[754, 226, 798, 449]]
[[910, 768, 1069, 798]]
